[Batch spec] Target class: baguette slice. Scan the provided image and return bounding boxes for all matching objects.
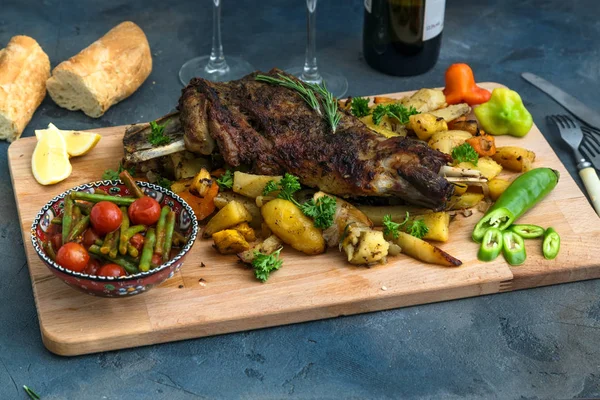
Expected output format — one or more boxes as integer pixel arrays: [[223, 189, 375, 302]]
[[46, 21, 152, 118], [0, 36, 50, 142]]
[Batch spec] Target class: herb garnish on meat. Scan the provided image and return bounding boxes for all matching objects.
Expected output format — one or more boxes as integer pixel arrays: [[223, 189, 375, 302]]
[[148, 120, 170, 146]]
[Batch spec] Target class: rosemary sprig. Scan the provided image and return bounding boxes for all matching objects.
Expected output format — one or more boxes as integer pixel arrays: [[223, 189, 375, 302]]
[[307, 82, 342, 133], [255, 74, 322, 116], [256, 74, 342, 133]]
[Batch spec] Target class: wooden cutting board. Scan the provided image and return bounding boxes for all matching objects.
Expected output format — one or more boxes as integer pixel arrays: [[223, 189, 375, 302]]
[[8, 83, 600, 356]]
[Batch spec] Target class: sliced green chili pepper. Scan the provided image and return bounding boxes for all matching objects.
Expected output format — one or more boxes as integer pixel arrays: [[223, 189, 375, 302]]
[[509, 224, 545, 239], [502, 231, 527, 266], [473, 168, 559, 242], [542, 227, 560, 260], [478, 228, 503, 262]]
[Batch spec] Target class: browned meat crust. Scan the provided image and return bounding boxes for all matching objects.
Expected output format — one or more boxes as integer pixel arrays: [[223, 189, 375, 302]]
[[178, 68, 454, 210]]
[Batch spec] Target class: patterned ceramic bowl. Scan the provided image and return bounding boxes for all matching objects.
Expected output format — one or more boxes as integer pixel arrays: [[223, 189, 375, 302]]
[[31, 180, 198, 297]]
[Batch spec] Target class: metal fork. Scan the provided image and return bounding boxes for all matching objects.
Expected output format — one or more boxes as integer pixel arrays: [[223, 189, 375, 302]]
[[548, 115, 600, 216], [581, 127, 600, 171]]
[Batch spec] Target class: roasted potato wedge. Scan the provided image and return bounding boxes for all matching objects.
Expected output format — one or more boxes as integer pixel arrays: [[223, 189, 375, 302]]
[[452, 183, 468, 195], [373, 96, 397, 104], [169, 152, 210, 180], [170, 179, 192, 194], [491, 146, 536, 172], [261, 199, 325, 255], [344, 230, 389, 265], [360, 115, 407, 138], [447, 192, 485, 210], [428, 130, 473, 154], [237, 235, 284, 264], [387, 231, 461, 267], [233, 172, 282, 199], [214, 191, 262, 229], [408, 113, 448, 141], [203, 200, 253, 238], [401, 88, 447, 113], [456, 157, 503, 180], [356, 205, 428, 227], [231, 222, 256, 242], [420, 212, 450, 242], [190, 168, 213, 197], [212, 229, 250, 255], [447, 116, 478, 135], [488, 178, 512, 201], [429, 104, 471, 123]]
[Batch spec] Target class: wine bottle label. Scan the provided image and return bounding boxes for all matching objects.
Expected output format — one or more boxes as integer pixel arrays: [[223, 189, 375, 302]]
[[364, 0, 372, 13], [423, 0, 445, 41]]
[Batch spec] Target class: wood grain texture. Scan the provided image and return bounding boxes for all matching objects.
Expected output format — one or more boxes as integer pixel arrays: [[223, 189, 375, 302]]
[[7, 83, 599, 356]]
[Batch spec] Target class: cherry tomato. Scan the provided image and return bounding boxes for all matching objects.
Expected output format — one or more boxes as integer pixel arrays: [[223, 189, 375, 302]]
[[129, 233, 145, 252], [97, 263, 126, 277], [83, 258, 101, 275], [82, 228, 101, 248], [90, 201, 122, 234], [151, 253, 162, 266], [55, 242, 90, 272], [128, 196, 161, 226], [51, 234, 63, 252]]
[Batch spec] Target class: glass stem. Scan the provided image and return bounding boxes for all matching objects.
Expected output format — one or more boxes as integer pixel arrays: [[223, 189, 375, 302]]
[[206, 0, 229, 73], [301, 0, 322, 84]]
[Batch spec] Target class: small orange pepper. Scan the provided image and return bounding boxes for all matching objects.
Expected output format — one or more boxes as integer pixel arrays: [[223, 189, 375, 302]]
[[443, 63, 491, 106], [177, 182, 219, 221], [466, 132, 496, 157]]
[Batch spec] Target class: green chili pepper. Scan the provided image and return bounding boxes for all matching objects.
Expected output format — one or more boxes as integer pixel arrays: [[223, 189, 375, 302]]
[[478, 228, 503, 262], [474, 87, 533, 137], [509, 224, 545, 239], [542, 227, 560, 260], [502, 231, 527, 266], [473, 168, 559, 242]]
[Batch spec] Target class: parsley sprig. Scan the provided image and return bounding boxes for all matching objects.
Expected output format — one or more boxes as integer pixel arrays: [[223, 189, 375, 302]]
[[351, 97, 370, 118], [263, 173, 337, 229], [382, 213, 429, 239], [148, 120, 170, 146], [252, 248, 283, 282], [102, 162, 135, 180], [372, 104, 419, 125], [300, 196, 337, 230], [452, 143, 479, 165], [216, 170, 234, 189], [156, 176, 172, 189]]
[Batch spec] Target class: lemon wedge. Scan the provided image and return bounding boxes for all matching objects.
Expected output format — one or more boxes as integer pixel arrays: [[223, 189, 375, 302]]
[[32, 127, 72, 185], [46, 123, 101, 157]]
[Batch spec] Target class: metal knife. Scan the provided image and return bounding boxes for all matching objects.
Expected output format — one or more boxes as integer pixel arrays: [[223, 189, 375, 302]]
[[522, 72, 600, 130]]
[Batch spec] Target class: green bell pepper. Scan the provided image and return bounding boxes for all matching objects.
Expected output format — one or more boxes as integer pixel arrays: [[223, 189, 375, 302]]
[[474, 88, 533, 137]]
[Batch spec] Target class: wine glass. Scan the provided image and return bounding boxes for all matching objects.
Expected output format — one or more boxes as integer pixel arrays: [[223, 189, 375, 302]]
[[179, 0, 255, 85], [286, 0, 348, 99]]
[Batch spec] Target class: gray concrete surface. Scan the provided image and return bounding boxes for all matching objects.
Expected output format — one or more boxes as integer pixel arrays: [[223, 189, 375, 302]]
[[1, 0, 600, 398]]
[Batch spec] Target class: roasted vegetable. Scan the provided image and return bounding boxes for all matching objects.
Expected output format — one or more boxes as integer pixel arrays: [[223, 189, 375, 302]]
[[386, 231, 462, 267], [443, 63, 491, 106], [261, 199, 325, 255], [238, 235, 283, 264], [190, 168, 213, 197], [170, 178, 192, 194], [408, 113, 448, 141], [233, 171, 282, 199], [212, 229, 251, 255], [401, 88, 447, 113], [177, 182, 219, 221], [491, 146, 536, 172], [428, 130, 473, 154], [488, 178, 511, 201], [169, 152, 209, 180], [203, 200, 253, 238], [429, 104, 471, 123], [456, 157, 503, 180], [472, 168, 560, 242], [360, 115, 407, 138], [466, 134, 496, 157], [214, 191, 262, 229], [446, 115, 478, 134], [356, 205, 428, 226], [419, 212, 450, 242], [448, 192, 485, 210], [474, 88, 533, 137], [230, 222, 256, 242]]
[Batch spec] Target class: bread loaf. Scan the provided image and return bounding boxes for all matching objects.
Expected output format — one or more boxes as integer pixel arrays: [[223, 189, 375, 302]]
[[0, 36, 50, 142], [46, 21, 152, 118]]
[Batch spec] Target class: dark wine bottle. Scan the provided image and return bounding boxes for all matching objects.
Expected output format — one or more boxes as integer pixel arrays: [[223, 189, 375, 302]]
[[363, 0, 446, 76]]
